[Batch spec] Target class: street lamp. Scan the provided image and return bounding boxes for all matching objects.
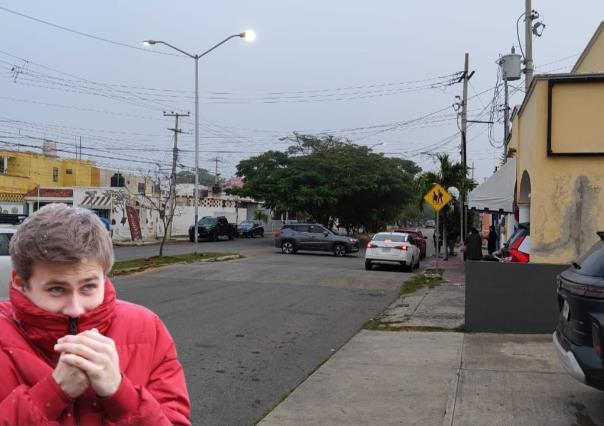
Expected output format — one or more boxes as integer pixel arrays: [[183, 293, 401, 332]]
[[144, 30, 255, 253]]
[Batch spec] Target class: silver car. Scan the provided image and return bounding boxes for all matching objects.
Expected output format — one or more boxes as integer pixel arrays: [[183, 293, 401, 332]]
[[364, 232, 420, 271]]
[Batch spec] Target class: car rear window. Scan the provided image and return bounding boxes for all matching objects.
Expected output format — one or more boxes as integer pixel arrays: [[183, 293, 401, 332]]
[[573, 240, 604, 277], [199, 217, 217, 225], [373, 233, 408, 242]]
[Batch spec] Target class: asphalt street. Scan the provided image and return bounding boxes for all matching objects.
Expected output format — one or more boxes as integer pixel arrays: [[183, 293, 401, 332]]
[[111, 237, 409, 425], [113, 235, 269, 261]]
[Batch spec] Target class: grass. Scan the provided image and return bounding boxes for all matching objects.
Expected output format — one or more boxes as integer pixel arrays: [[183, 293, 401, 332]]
[[363, 322, 465, 333], [111, 252, 240, 277], [399, 269, 444, 296], [362, 269, 450, 331]]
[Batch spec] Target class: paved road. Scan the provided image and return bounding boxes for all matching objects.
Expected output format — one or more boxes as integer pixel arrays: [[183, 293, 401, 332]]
[[112, 238, 409, 425], [113, 236, 269, 261]]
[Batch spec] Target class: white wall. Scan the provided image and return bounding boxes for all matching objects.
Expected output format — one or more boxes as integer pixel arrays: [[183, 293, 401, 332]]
[[171, 205, 240, 236]]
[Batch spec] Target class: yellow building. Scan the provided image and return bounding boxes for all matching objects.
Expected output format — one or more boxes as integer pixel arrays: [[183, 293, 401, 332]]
[[0, 144, 100, 213], [507, 22, 604, 263]]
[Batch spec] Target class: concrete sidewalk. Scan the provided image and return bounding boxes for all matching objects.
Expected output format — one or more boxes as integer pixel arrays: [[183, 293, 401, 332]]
[[260, 255, 604, 426]]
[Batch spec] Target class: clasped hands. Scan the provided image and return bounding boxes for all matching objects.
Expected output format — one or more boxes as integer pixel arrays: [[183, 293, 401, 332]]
[[52, 328, 122, 399]]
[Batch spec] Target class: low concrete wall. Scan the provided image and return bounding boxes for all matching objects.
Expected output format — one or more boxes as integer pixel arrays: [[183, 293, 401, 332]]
[[465, 261, 568, 333]]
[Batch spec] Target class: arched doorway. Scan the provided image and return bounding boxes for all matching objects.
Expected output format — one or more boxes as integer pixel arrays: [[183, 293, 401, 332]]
[[518, 170, 531, 224]]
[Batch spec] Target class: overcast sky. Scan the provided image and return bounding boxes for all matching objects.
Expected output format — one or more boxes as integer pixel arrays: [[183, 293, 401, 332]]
[[0, 1, 602, 182]]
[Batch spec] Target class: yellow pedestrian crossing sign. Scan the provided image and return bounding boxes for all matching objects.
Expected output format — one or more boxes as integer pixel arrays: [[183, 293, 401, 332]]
[[424, 184, 453, 212]]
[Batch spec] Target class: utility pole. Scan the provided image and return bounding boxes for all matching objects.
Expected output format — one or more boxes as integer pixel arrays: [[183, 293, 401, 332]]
[[460, 52, 469, 241], [211, 157, 222, 194], [163, 111, 189, 239], [213, 157, 220, 184], [524, 0, 534, 91]]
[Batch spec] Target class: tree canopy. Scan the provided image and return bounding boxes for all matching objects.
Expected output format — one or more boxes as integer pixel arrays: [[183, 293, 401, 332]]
[[175, 168, 216, 187], [233, 133, 421, 232]]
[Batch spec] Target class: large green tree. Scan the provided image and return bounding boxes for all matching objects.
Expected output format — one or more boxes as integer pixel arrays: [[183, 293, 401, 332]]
[[233, 134, 421, 232]]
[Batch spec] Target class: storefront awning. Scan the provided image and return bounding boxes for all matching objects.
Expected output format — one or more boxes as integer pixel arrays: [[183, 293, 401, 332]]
[[81, 195, 112, 210], [468, 158, 516, 213]]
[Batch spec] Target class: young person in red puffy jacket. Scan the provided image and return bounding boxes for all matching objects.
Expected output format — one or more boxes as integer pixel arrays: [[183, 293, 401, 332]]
[[0, 204, 191, 425]]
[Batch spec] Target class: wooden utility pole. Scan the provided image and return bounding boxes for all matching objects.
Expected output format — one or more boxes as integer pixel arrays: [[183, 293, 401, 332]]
[[460, 53, 469, 241], [163, 111, 189, 239]]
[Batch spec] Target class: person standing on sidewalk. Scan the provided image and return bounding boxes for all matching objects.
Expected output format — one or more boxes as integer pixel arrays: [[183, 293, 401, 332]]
[[465, 227, 483, 261], [0, 204, 190, 425], [487, 225, 498, 255]]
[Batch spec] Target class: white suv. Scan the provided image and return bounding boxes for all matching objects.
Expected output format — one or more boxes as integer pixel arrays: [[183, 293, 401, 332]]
[[0, 227, 16, 299]]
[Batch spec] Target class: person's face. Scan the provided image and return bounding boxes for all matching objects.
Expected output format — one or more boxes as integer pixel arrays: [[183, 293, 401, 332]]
[[12, 260, 105, 318]]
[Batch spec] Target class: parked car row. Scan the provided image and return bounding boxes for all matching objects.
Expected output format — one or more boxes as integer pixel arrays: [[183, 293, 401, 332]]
[[188, 217, 265, 242], [273, 224, 423, 273]]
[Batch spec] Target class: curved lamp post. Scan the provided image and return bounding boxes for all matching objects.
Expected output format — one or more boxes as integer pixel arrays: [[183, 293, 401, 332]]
[[144, 31, 255, 253]]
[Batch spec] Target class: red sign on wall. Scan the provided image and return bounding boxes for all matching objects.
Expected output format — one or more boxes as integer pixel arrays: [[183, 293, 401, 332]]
[[125, 206, 142, 241]]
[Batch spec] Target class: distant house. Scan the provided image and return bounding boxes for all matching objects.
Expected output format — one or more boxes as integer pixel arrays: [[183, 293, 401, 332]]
[[0, 143, 100, 214]]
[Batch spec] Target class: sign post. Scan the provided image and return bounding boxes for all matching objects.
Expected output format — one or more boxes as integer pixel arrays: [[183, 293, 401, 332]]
[[423, 183, 453, 270]]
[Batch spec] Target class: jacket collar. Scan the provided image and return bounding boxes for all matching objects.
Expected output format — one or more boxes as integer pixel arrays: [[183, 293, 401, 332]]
[[8, 278, 116, 363]]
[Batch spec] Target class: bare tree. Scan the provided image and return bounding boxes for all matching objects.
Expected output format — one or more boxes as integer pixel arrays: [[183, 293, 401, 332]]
[[138, 165, 179, 256]]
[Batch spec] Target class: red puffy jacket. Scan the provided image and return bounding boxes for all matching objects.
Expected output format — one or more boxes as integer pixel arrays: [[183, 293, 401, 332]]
[[0, 279, 191, 425]]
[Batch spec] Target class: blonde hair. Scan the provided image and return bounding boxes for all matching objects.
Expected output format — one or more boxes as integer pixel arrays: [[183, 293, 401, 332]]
[[9, 203, 114, 281]]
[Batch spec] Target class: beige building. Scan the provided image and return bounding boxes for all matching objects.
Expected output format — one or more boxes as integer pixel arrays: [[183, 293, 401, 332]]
[[507, 22, 604, 263]]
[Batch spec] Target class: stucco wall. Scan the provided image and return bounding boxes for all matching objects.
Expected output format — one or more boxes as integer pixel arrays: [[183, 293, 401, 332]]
[[515, 79, 604, 263], [550, 82, 604, 153], [573, 26, 604, 74]]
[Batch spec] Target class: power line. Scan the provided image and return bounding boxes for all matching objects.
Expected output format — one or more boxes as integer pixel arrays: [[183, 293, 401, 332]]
[[0, 6, 180, 57]]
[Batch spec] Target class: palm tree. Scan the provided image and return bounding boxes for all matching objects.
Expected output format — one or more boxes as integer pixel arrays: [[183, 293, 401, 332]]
[[415, 154, 475, 259]]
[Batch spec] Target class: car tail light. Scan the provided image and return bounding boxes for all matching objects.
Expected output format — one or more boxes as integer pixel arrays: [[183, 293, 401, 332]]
[[394, 245, 408, 251], [367, 242, 378, 249], [510, 249, 529, 263], [593, 322, 602, 357], [560, 277, 604, 299], [275, 229, 282, 238]]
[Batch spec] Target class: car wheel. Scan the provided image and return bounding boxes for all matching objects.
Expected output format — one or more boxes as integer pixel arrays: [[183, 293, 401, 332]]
[[401, 262, 412, 272], [189, 235, 194, 242], [333, 243, 346, 257], [281, 241, 295, 254], [365, 260, 372, 270], [414, 256, 420, 269], [260, 231, 264, 238], [209, 232, 217, 242], [228, 232, 234, 241]]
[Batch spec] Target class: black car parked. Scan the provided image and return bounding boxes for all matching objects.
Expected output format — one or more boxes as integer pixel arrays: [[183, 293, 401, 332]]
[[274, 223, 359, 256], [554, 231, 604, 390], [188, 216, 237, 242], [237, 220, 264, 238]]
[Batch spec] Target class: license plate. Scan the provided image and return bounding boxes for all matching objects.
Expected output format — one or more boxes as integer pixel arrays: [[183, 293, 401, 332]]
[[381, 247, 391, 253], [562, 300, 570, 321]]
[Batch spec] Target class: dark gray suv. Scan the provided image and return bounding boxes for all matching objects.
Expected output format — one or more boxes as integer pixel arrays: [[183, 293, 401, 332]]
[[274, 223, 359, 256]]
